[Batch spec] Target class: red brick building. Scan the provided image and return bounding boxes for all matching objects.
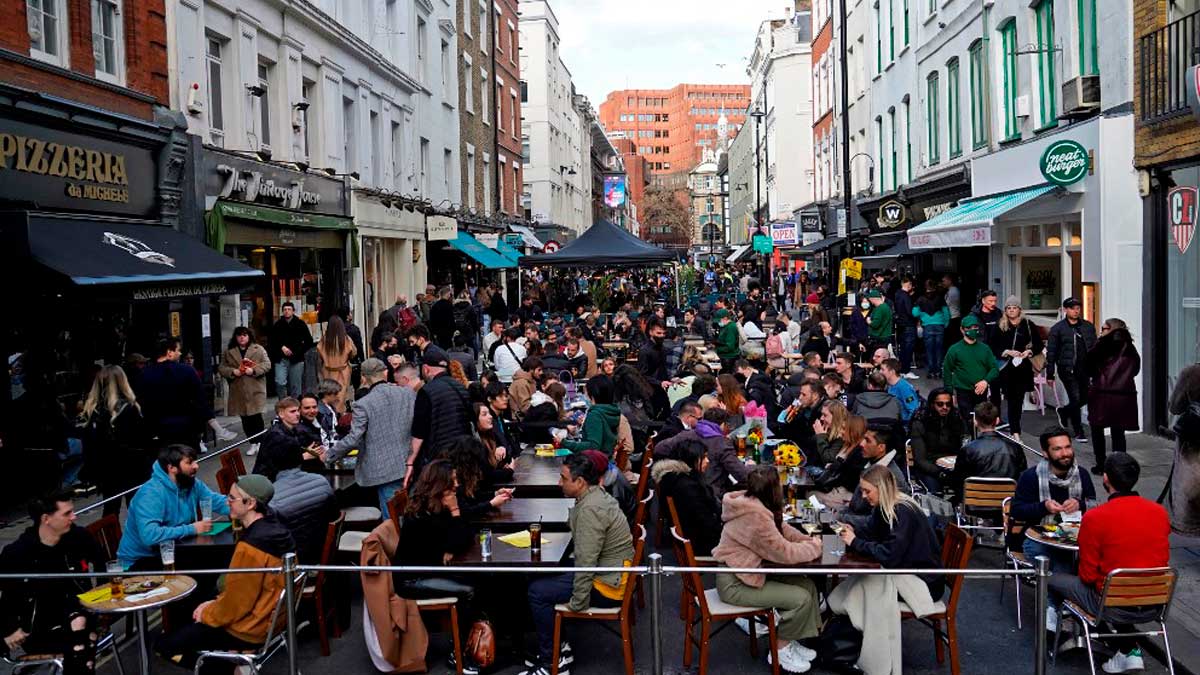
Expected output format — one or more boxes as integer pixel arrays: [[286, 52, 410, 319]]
[[494, 0, 523, 217]]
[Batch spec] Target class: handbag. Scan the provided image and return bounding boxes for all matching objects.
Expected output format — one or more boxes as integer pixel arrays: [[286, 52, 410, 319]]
[[465, 618, 496, 668], [816, 614, 864, 671]]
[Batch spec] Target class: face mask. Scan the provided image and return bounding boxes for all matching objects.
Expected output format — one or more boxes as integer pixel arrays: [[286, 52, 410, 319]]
[[965, 328, 981, 340], [860, 301, 870, 310]]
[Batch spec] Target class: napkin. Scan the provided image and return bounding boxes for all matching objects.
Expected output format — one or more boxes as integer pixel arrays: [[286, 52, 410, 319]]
[[79, 586, 113, 603], [209, 521, 233, 535], [1061, 510, 1082, 523], [124, 586, 170, 603], [497, 531, 554, 548]]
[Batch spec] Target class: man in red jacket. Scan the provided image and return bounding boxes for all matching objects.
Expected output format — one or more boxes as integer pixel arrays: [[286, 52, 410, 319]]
[[1046, 453, 1170, 673]]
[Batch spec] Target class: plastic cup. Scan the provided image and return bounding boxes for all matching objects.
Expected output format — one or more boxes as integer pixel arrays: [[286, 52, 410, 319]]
[[159, 540, 176, 571], [106, 560, 124, 599], [200, 496, 213, 522]]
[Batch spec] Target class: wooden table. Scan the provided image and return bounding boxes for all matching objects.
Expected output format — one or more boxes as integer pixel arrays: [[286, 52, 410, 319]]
[[805, 534, 880, 568], [80, 575, 197, 675], [473, 498, 573, 532], [177, 527, 238, 572], [452, 532, 573, 566], [1025, 527, 1080, 553], [503, 453, 564, 497]]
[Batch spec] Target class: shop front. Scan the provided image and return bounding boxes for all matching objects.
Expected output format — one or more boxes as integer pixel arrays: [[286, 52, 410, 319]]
[[424, 215, 517, 292], [352, 190, 427, 341], [200, 149, 354, 352], [0, 86, 259, 415]]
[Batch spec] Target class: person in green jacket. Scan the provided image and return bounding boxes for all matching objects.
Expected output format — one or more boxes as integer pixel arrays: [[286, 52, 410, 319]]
[[714, 309, 741, 372], [561, 375, 623, 457], [865, 288, 893, 352], [942, 315, 1000, 422]]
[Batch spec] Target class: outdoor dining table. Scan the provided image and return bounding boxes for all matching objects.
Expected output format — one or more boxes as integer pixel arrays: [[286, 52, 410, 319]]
[[176, 525, 239, 573], [1024, 526, 1080, 553], [502, 452, 565, 497], [473, 497, 574, 532], [79, 574, 197, 675], [452, 532, 573, 566]]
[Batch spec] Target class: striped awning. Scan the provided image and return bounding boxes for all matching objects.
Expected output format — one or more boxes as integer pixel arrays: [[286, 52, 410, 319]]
[[907, 184, 1059, 249]]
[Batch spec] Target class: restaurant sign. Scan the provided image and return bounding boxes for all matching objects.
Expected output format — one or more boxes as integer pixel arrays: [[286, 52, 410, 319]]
[[201, 149, 346, 216], [0, 118, 157, 217], [877, 200, 907, 229], [1039, 139, 1089, 186]]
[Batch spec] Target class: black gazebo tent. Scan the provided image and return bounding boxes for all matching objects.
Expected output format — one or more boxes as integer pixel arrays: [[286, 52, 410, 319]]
[[518, 219, 675, 267]]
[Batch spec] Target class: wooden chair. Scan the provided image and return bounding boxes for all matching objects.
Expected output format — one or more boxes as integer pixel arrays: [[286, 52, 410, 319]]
[[900, 524, 974, 675], [195, 571, 309, 674], [219, 448, 247, 477], [673, 526, 779, 675], [956, 477, 1016, 543], [550, 525, 647, 675], [631, 489, 654, 610], [86, 514, 122, 561], [999, 496, 1034, 628], [302, 512, 346, 656], [415, 598, 465, 675], [614, 443, 631, 475], [1054, 567, 1178, 675], [387, 490, 408, 531], [215, 466, 237, 495], [665, 497, 716, 624]]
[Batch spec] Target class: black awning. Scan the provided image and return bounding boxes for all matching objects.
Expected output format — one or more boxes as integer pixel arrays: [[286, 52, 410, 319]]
[[792, 235, 845, 255], [2, 213, 263, 297]]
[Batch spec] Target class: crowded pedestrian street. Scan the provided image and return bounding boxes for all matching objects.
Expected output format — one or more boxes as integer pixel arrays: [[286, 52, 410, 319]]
[[3, 0, 1200, 674]]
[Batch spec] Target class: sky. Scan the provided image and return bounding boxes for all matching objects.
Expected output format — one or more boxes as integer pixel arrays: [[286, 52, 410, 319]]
[[554, 0, 794, 108]]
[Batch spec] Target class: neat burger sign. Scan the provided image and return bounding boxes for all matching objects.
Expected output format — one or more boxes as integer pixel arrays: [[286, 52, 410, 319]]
[[1039, 139, 1090, 187]]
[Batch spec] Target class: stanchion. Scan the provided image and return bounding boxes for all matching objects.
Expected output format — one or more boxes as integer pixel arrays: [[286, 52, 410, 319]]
[[648, 553, 664, 675], [283, 552, 300, 675], [1034, 555, 1050, 675]]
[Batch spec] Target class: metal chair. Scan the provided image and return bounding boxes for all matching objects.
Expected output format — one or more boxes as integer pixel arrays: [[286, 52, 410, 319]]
[[302, 512, 346, 656], [194, 570, 309, 674], [1054, 567, 1178, 675], [672, 526, 780, 675], [551, 525, 647, 675], [999, 496, 1034, 628], [900, 524, 974, 675], [2, 628, 125, 675]]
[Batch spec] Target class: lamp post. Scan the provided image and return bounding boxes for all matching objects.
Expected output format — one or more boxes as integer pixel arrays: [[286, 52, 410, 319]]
[[749, 107, 766, 285]]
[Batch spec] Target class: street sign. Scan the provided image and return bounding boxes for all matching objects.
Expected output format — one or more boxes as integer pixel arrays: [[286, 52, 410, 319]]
[[1169, 186, 1198, 255], [1039, 139, 1089, 186], [770, 222, 797, 246], [502, 233, 524, 247], [752, 233, 774, 254], [543, 240, 561, 252]]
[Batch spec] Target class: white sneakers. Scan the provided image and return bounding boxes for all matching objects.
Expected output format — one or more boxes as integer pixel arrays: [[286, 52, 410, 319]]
[[767, 641, 814, 673], [735, 617, 771, 637], [1046, 606, 1058, 633], [903, 372, 921, 380], [1101, 649, 1144, 673], [244, 443, 259, 457], [215, 426, 238, 442]]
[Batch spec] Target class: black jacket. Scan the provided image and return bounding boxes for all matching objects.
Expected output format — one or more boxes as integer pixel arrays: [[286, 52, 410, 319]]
[[0, 525, 103, 637], [448, 348, 479, 382], [848, 502, 945, 599], [894, 290, 915, 328], [742, 372, 777, 417], [429, 299, 457, 347], [656, 463, 722, 556], [252, 420, 307, 482], [136, 360, 207, 442], [952, 431, 1027, 499], [814, 446, 868, 493], [843, 452, 912, 530], [637, 341, 668, 387], [971, 305, 1003, 347], [396, 509, 475, 583], [241, 509, 298, 560], [1046, 318, 1098, 377], [269, 316, 313, 364], [271, 468, 339, 563], [909, 412, 965, 478]]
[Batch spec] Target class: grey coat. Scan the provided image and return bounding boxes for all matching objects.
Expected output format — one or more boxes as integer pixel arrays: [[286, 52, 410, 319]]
[[327, 382, 416, 487]]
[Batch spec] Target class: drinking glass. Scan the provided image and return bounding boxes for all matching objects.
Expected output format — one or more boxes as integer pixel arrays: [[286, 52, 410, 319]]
[[529, 523, 542, 554], [200, 496, 214, 522], [106, 560, 125, 599], [159, 541, 176, 572]]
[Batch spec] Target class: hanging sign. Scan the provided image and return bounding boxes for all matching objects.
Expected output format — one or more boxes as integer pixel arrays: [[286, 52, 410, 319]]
[[426, 215, 457, 241], [1039, 139, 1090, 186], [1169, 186, 1198, 255], [877, 200, 907, 229]]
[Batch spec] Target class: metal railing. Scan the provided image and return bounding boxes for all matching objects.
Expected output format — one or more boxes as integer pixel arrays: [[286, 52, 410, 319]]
[[0, 553, 1053, 675], [76, 430, 268, 516], [1139, 9, 1200, 123]]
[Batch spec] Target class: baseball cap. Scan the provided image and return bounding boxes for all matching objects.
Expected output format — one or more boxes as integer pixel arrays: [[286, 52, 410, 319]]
[[422, 345, 451, 368], [1062, 297, 1082, 308], [961, 315, 981, 328], [864, 289, 883, 299], [714, 309, 731, 320]]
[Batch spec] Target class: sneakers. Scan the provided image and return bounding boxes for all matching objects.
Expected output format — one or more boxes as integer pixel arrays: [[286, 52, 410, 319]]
[[902, 372, 921, 380], [1101, 648, 1144, 673], [736, 616, 771, 637], [522, 641, 573, 673], [1075, 435, 1089, 444], [447, 652, 481, 675], [767, 642, 812, 673], [215, 426, 238, 442], [244, 443, 259, 457], [788, 642, 818, 661], [1046, 606, 1058, 633]]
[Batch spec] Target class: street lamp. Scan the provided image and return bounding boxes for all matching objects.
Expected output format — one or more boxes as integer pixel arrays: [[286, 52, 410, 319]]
[[749, 107, 766, 284]]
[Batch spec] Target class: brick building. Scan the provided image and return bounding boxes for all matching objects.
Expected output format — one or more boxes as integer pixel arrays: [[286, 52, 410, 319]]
[[1133, 0, 1200, 430], [494, 0, 523, 217], [458, 0, 493, 216]]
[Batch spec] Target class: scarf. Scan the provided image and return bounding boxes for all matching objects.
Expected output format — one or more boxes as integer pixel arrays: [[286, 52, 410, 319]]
[[1035, 460, 1082, 524]]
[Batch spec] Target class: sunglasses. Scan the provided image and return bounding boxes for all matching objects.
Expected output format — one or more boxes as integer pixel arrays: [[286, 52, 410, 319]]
[[933, 400, 952, 408]]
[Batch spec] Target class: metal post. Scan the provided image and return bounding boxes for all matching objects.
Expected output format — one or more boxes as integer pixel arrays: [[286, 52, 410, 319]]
[[1034, 555, 1050, 675], [283, 552, 300, 675], [648, 553, 664, 675]]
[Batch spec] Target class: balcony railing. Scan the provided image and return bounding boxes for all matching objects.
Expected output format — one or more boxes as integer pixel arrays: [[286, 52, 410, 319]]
[[1140, 9, 1200, 123]]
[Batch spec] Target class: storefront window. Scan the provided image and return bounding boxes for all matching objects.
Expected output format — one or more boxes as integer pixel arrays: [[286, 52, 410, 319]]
[[1021, 255, 1061, 311], [1167, 166, 1200, 393]]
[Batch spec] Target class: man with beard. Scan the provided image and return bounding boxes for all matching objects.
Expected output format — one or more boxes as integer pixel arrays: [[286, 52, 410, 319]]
[[117, 444, 230, 569], [638, 317, 672, 416], [1013, 428, 1096, 574]]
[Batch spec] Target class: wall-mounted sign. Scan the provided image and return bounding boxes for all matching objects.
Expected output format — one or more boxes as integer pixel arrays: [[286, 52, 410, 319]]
[[1039, 139, 1090, 186], [543, 240, 561, 252], [502, 233, 524, 248], [427, 215, 457, 241], [201, 148, 346, 216], [0, 118, 157, 217], [878, 200, 907, 228], [799, 213, 821, 233], [476, 233, 500, 248], [603, 175, 626, 208], [752, 232, 774, 255], [215, 164, 322, 209], [1168, 186, 1198, 255], [770, 221, 797, 246], [923, 202, 954, 221]]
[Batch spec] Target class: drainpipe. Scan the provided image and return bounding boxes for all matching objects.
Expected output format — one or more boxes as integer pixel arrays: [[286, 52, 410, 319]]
[[982, 0, 994, 151], [491, 5, 502, 216]]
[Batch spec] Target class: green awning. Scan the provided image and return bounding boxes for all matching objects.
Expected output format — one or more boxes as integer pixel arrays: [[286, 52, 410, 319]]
[[907, 184, 1058, 249], [494, 237, 522, 264], [448, 231, 517, 269], [205, 200, 358, 265]]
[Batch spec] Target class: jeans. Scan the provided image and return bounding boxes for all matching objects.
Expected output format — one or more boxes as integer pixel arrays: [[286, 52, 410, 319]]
[[923, 325, 945, 376], [1047, 573, 1159, 653], [913, 467, 943, 494], [897, 325, 917, 373], [527, 573, 620, 662], [60, 437, 84, 487], [1022, 538, 1076, 574], [18, 613, 95, 675], [273, 360, 305, 399], [1089, 426, 1127, 471], [240, 414, 265, 439], [1057, 369, 1087, 437], [375, 480, 406, 519], [157, 621, 258, 674]]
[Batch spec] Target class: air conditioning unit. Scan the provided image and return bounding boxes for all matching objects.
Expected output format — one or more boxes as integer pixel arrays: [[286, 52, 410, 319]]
[[1015, 95, 1032, 118], [1061, 75, 1101, 114]]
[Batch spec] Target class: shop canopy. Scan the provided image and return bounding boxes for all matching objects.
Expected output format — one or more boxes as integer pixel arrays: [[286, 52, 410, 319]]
[[509, 224, 545, 250], [792, 235, 845, 256], [494, 236, 523, 264], [726, 244, 753, 263], [907, 184, 1059, 249], [518, 219, 674, 267], [855, 237, 914, 261], [448, 230, 517, 269], [1, 213, 263, 297]]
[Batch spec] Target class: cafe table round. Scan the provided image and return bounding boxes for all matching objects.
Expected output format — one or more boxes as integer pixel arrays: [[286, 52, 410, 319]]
[[1024, 527, 1080, 553], [80, 574, 197, 675]]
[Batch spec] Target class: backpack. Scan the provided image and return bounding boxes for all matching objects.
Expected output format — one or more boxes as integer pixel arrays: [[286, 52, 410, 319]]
[[395, 306, 418, 333], [1173, 400, 1200, 444], [765, 332, 784, 359]]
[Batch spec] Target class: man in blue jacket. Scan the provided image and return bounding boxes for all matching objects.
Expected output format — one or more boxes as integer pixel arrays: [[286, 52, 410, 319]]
[[117, 444, 229, 569]]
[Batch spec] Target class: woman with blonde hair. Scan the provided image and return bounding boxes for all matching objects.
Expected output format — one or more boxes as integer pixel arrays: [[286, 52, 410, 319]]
[[989, 296, 1042, 436], [811, 400, 852, 465], [82, 365, 148, 515], [813, 415, 869, 507], [316, 315, 357, 409]]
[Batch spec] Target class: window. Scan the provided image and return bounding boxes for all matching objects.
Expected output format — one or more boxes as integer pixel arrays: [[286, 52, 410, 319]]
[[999, 20, 1019, 140], [521, 138, 530, 163], [92, 0, 123, 82], [927, 73, 940, 166], [416, 18, 428, 84], [301, 80, 313, 158], [497, 160, 504, 213], [509, 25, 517, 64], [482, 153, 491, 211], [443, 149, 452, 201], [205, 38, 224, 144], [511, 92, 518, 136], [27, 0, 66, 65], [947, 58, 961, 157], [902, 0, 909, 47], [370, 110, 381, 185], [1035, 0, 1056, 128], [391, 121, 403, 190], [520, 80, 527, 103], [904, 99, 912, 182], [342, 94, 356, 173], [481, 69, 489, 125], [889, 108, 897, 189], [257, 62, 272, 148], [441, 40, 452, 100], [889, 0, 895, 61], [463, 55, 473, 113], [875, 3, 882, 73], [875, 116, 885, 191], [1077, 0, 1098, 76], [969, 40, 987, 149], [467, 147, 476, 209], [420, 138, 430, 194]]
